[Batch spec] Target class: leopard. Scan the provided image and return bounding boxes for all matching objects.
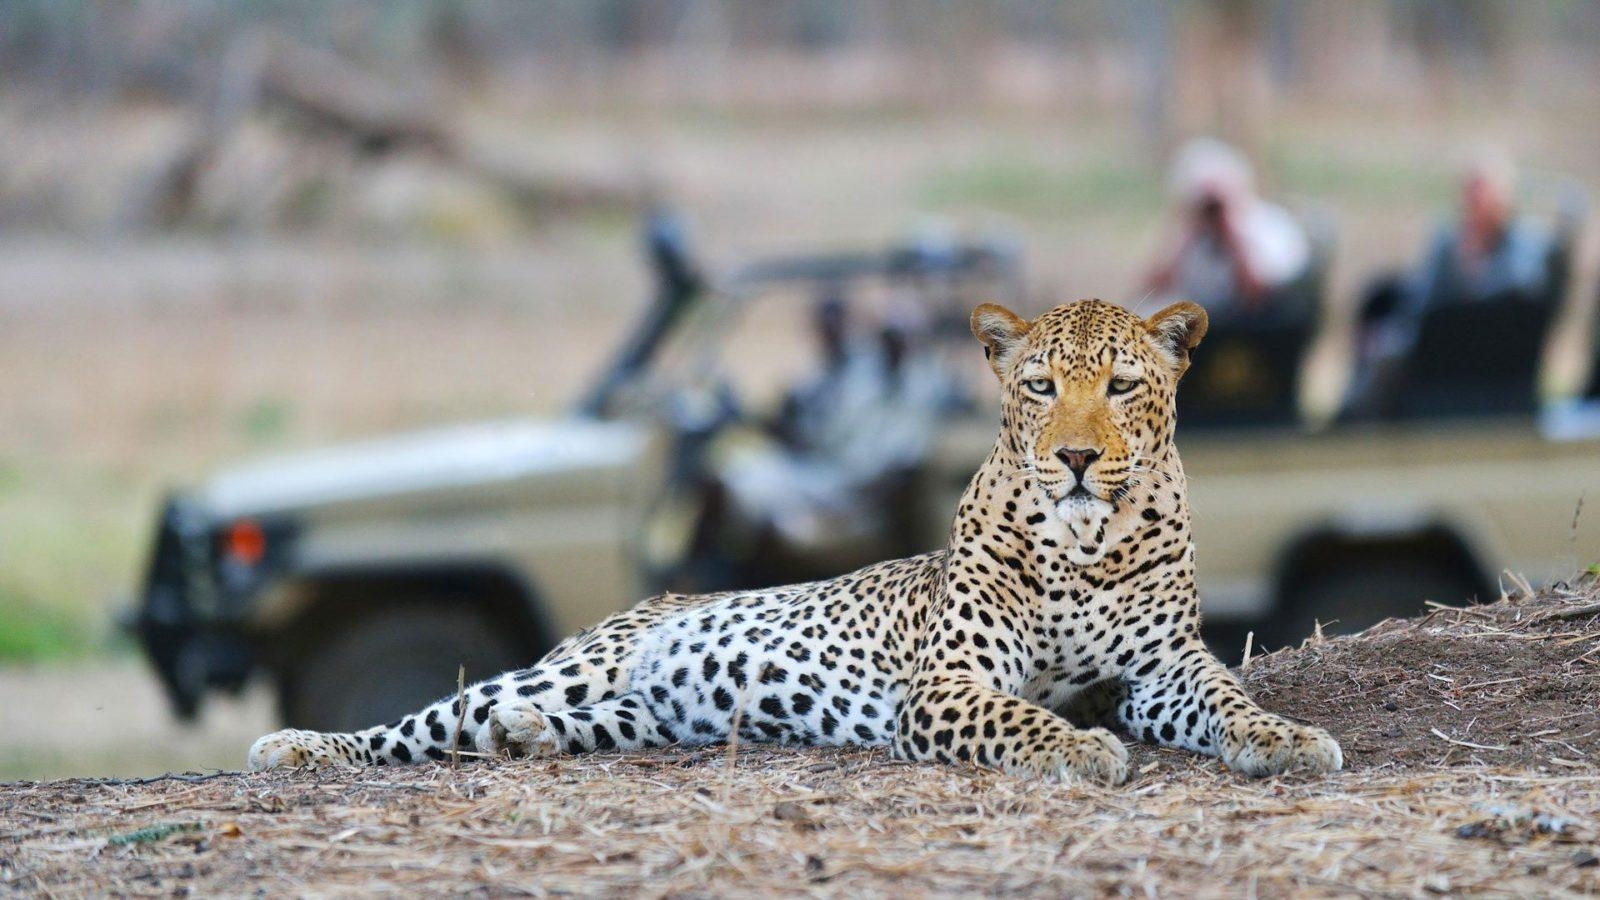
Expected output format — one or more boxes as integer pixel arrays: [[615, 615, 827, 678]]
[[249, 298, 1342, 783]]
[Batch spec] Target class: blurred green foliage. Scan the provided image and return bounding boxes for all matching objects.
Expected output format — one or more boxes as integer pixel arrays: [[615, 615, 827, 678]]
[[0, 589, 87, 661], [921, 157, 1165, 219], [1268, 148, 1456, 207], [238, 396, 294, 446]]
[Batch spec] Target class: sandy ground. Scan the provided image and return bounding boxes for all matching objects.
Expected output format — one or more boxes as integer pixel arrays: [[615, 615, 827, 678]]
[[0, 662, 274, 782]]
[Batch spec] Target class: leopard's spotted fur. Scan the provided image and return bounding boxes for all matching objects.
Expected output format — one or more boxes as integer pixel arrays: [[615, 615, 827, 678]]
[[249, 299, 1342, 783]]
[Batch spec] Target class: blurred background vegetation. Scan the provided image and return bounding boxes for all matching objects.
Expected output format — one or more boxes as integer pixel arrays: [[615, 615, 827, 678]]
[[1, 0, 1597, 666]]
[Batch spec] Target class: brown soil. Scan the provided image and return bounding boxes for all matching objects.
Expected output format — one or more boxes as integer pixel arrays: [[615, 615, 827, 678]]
[[3, 580, 1598, 897], [1244, 582, 1600, 772]]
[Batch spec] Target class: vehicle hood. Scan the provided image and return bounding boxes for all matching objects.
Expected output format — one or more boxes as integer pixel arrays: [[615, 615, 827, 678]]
[[200, 417, 650, 519]]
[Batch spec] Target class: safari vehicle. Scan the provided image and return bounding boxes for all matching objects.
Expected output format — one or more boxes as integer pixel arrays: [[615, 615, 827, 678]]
[[129, 213, 1026, 732], [130, 213, 1600, 734]]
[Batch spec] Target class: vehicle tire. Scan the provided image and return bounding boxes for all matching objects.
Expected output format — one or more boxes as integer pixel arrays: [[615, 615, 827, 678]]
[[278, 604, 529, 733], [1265, 560, 1481, 651]]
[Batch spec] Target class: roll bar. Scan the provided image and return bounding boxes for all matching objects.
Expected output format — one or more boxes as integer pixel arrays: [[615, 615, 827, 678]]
[[577, 211, 1024, 419]]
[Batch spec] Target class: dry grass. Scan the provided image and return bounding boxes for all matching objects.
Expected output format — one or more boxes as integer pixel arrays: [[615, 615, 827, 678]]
[[4, 580, 1598, 897]]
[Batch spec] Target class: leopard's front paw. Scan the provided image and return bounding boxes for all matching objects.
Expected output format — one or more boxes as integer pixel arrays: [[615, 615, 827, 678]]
[[247, 729, 349, 771], [1009, 727, 1130, 785], [475, 702, 560, 758], [1221, 718, 1342, 777]]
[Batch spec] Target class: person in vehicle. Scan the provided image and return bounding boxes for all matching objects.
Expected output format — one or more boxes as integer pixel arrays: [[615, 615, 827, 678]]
[[647, 289, 926, 592], [1347, 151, 1554, 415], [1350, 155, 1548, 360], [726, 291, 953, 548], [1398, 150, 1549, 316], [770, 286, 854, 453], [1143, 138, 1310, 320]]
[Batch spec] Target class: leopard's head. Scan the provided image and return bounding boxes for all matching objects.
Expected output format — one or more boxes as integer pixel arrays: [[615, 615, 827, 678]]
[[971, 298, 1207, 564]]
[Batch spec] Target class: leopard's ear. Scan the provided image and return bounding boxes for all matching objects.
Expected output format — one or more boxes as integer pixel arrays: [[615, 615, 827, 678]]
[[971, 303, 1031, 378], [1144, 301, 1208, 371]]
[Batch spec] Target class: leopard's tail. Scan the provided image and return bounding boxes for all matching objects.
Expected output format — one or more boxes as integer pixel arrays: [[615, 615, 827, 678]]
[[246, 658, 604, 769]]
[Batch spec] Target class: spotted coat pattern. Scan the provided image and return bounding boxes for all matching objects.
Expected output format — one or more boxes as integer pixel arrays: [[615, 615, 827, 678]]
[[250, 299, 1342, 784]]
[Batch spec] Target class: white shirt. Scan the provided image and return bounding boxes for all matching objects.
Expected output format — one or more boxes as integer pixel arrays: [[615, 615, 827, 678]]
[[1172, 200, 1309, 315]]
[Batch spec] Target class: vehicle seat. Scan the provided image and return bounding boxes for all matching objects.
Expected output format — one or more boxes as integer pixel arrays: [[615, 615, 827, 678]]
[[1175, 218, 1329, 430], [1388, 299, 1554, 418], [1391, 219, 1572, 418], [1177, 317, 1313, 428]]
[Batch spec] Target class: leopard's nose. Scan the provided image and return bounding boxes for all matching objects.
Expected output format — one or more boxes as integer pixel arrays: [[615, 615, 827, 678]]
[[1054, 447, 1101, 477]]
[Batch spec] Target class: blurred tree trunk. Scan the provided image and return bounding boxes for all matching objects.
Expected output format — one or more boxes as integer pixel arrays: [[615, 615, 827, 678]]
[[1127, 0, 1177, 163], [1407, 0, 1515, 107], [1129, 0, 1272, 164], [1195, 0, 1271, 160]]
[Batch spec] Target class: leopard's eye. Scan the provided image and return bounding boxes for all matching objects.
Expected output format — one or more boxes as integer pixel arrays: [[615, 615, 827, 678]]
[[1024, 377, 1056, 397], [1108, 377, 1140, 396]]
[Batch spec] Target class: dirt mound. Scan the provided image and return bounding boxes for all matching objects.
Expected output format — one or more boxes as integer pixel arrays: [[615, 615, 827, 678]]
[[3, 582, 1598, 896], [1244, 577, 1600, 772]]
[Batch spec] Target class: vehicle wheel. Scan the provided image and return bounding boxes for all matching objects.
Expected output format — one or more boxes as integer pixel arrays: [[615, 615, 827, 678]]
[[279, 604, 528, 733], [1266, 560, 1481, 651]]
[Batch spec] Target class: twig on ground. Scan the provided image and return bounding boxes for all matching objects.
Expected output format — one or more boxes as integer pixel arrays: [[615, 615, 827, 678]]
[[1537, 602, 1600, 623], [450, 665, 467, 768], [1570, 492, 1585, 553], [720, 704, 744, 807], [25, 771, 243, 790], [1502, 569, 1536, 601], [1429, 728, 1507, 752]]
